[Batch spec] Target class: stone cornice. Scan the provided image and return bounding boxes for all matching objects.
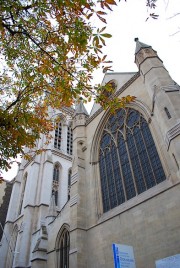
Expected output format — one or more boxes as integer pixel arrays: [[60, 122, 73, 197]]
[[24, 203, 49, 209], [161, 83, 180, 92], [61, 106, 74, 116], [165, 121, 180, 149], [51, 149, 72, 161], [24, 156, 35, 169], [71, 173, 78, 185], [70, 194, 79, 207]]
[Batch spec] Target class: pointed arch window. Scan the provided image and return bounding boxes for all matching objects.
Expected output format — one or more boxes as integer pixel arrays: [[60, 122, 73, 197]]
[[54, 122, 62, 150], [56, 227, 70, 268], [7, 225, 18, 268], [52, 164, 60, 206], [67, 126, 73, 155], [18, 173, 27, 215], [99, 108, 166, 213]]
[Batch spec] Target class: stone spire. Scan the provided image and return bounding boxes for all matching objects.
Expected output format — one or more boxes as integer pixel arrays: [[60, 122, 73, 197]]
[[134, 37, 160, 69], [74, 99, 89, 116], [134, 37, 152, 54], [134, 38, 180, 180]]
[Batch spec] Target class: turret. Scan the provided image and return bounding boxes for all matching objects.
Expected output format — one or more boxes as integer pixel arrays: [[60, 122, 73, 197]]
[[73, 99, 89, 129], [69, 100, 89, 268], [134, 37, 173, 91], [135, 38, 180, 180]]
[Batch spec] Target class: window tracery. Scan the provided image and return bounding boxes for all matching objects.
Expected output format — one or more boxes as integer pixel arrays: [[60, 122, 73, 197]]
[[99, 108, 166, 212], [54, 122, 62, 150], [67, 126, 73, 155], [56, 227, 70, 268], [52, 164, 60, 206]]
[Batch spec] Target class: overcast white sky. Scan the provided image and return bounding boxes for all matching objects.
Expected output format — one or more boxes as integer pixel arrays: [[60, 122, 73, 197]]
[[2, 0, 180, 181], [91, 0, 180, 86]]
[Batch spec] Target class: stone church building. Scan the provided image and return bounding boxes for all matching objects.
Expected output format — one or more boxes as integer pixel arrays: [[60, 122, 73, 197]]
[[0, 39, 180, 268]]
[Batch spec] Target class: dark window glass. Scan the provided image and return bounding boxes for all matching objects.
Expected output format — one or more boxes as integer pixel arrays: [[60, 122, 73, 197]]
[[99, 108, 166, 213], [52, 164, 60, 206], [68, 169, 72, 200], [67, 126, 73, 155], [54, 122, 62, 149], [56, 228, 70, 268], [164, 107, 171, 119]]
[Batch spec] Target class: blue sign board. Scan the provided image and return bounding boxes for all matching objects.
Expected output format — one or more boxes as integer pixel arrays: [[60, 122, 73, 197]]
[[112, 244, 136, 268], [156, 254, 180, 268]]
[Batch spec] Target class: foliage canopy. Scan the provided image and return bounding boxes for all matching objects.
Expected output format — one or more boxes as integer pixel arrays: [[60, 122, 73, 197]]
[[0, 0, 156, 173]]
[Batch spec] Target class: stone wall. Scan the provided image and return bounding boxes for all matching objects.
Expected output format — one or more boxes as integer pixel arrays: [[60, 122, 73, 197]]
[[86, 184, 180, 268], [0, 180, 13, 240]]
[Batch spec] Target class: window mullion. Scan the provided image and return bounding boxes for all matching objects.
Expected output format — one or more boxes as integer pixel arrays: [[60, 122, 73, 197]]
[[104, 149, 112, 210], [132, 134, 148, 190], [110, 143, 118, 207], [140, 125, 157, 184], [116, 133, 127, 201], [125, 137, 138, 196]]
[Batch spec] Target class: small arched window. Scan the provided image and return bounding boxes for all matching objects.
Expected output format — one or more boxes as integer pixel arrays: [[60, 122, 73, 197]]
[[99, 108, 166, 213], [18, 173, 27, 215], [52, 164, 60, 206], [54, 122, 62, 150], [68, 169, 72, 200], [56, 227, 70, 268]]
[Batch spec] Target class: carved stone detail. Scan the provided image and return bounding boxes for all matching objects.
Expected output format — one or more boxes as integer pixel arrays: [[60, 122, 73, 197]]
[[165, 121, 180, 148]]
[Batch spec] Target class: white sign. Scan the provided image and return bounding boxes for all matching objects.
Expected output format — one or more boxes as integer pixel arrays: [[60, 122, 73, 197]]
[[156, 254, 180, 268], [112, 244, 136, 268]]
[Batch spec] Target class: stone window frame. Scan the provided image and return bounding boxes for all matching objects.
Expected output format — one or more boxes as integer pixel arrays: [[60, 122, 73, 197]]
[[18, 173, 27, 215], [7, 224, 19, 267], [55, 224, 70, 268], [54, 121, 62, 150], [67, 124, 73, 155], [90, 102, 171, 219], [99, 107, 166, 213], [52, 162, 62, 207]]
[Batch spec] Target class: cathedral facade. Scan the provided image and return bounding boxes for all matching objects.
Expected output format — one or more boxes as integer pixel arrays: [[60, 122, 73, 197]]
[[0, 39, 180, 268]]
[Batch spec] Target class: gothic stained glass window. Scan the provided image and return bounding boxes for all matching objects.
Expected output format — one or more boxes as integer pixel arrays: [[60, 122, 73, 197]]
[[99, 108, 166, 213], [54, 122, 62, 149]]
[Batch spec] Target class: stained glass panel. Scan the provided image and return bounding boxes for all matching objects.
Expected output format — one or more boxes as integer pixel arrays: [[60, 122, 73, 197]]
[[99, 108, 166, 213]]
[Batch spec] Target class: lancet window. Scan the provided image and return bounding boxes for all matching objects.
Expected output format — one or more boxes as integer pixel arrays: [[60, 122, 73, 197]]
[[67, 126, 73, 155], [68, 169, 72, 200], [56, 227, 70, 268], [54, 122, 62, 150], [99, 108, 166, 213], [52, 164, 60, 206], [7, 225, 18, 268], [18, 173, 27, 215]]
